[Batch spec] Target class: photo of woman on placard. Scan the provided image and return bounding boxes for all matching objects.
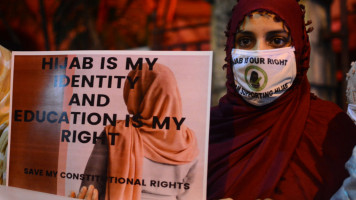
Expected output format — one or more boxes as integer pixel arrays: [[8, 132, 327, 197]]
[[208, 0, 356, 199], [71, 63, 199, 200]]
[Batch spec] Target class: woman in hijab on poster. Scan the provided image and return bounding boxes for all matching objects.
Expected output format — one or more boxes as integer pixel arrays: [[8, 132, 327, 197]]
[[208, 0, 356, 199], [70, 64, 199, 200]]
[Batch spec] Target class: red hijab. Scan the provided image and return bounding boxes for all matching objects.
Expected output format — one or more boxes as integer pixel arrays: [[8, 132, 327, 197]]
[[208, 0, 356, 199]]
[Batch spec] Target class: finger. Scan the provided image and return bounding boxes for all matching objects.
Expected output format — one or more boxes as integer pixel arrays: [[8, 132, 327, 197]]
[[85, 185, 94, 200], [69, 191, 76, 198], [78, 186, 87, 199], [93, 188, 99, 200]]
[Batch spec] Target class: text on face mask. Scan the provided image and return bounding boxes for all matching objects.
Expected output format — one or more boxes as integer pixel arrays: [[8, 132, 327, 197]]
[[233, 57, 288, 66], [237, 83, 289, 99]]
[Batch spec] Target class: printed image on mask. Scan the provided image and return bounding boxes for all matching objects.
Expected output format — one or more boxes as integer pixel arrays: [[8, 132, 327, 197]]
[[245, 65, 268, 92], [232, 47, 297, 106], [250, 71, 260, 89]]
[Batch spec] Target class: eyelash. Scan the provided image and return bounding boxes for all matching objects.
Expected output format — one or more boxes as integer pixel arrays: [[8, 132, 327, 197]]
[[268, 37, 289, 46], [236, 37, 255, 47], [235, 35, 290, 49]]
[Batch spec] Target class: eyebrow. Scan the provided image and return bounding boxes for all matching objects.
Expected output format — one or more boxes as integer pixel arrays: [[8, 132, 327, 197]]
[[236, 30, 254, 35], [266, 30, 289, 36], [236, 30, 290, 40], [237, 30, 288, 35], [266, 30, 291, 42]]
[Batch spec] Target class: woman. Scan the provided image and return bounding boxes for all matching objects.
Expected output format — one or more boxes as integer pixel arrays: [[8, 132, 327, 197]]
[[331, 62, 356, 199], [72, 63, 199, 200], [208, 0, 356, 199]]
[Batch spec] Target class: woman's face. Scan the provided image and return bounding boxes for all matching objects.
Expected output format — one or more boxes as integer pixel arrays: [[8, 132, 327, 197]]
[[235, 12, 291, 50]]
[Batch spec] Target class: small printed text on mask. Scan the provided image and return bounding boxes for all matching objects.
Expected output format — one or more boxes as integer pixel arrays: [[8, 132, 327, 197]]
[[237, 82, 289, 99]]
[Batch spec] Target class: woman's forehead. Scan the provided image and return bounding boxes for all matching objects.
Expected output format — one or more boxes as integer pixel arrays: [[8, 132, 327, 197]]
[[239, 12, 288, 32]]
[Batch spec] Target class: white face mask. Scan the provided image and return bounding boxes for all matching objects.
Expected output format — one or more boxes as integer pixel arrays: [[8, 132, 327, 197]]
[[347, 104, 356, 125], [231, 47, 297, 106]]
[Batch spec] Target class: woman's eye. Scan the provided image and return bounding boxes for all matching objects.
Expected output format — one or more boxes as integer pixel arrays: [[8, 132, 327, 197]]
[[236, 37, 254, 49], [269, 37, 289, 48]]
